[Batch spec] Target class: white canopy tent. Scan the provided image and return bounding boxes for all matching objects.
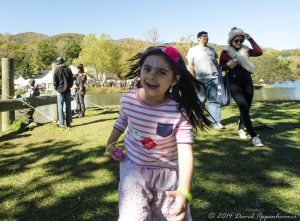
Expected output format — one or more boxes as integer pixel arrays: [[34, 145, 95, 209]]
[[36, 71, 54, 91], [14, 76, 28, 88]]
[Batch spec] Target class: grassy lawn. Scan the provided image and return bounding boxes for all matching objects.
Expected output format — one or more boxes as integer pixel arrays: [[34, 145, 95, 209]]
[[0, 101, 299, 221]]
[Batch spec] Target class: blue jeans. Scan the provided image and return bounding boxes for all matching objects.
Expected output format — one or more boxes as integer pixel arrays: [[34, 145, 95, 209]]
[[57, 92, 72, 126], [198, 78, 221, 125]]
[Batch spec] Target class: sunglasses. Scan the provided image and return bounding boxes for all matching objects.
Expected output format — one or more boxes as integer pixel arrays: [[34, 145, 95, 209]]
[[234, 39, 244, 44]]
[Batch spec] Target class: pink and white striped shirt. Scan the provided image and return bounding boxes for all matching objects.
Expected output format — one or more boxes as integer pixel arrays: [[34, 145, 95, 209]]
[[114, 89, 194, 168]]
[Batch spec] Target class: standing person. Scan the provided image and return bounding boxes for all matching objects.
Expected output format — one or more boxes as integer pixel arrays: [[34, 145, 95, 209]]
[[187, 31, 225, 129], [25, 78, 40, 122], [219, 27, 264, 147], [53, 57, 74, 128], [106, 46, 210, 221], [75, 64, 87, 117]]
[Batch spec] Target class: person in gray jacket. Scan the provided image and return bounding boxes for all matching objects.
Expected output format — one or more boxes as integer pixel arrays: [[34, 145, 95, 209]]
[[53, 57, 74, 128]]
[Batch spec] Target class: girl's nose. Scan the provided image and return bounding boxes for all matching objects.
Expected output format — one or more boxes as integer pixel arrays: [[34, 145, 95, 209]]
[[147, 70, 156, 78]]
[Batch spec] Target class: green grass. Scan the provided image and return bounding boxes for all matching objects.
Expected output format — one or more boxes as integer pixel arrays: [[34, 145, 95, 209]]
[[0, 101, 299, 221]]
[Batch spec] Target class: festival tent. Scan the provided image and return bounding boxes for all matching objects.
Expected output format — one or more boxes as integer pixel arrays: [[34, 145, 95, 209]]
[[36, 71, 54, 92], [14, 76, 28, 88]]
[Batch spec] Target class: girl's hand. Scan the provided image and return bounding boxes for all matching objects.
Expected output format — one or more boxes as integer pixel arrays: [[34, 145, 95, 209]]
[[107, 144, 124, 161], [227, 59, 237, 69], [166, 190, 187, 221]]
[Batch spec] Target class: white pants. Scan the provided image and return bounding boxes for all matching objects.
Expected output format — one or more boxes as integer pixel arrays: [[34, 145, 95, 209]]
[[118, 157, 192, 221]]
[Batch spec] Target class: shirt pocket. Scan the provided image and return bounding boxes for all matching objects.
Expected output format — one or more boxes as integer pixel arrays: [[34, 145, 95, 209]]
[[156, 123, 174, 137]]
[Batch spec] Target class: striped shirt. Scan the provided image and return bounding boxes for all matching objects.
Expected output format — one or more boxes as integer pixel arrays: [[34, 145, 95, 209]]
[[114, 89, 194, 168]]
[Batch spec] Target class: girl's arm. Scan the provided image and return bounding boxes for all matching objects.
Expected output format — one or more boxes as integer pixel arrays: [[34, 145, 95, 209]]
[[177, 143, 193, 193], [106, 95, 128, 161], [167, 143, 194, 221], [107, 127, 123, 146], [106, 127, 124, 161]]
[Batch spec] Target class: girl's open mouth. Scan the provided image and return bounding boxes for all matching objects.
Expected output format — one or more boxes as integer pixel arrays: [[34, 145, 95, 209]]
[[146, 82, 159, 89]]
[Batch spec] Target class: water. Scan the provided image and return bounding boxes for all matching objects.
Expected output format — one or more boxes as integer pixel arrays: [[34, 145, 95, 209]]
[[270, 80, 300, 88], [254, 79, 300, 101], [11, 79, 300, 123], [14, 94, 123, 124]]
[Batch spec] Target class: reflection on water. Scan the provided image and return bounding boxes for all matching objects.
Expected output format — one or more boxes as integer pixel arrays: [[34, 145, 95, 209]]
[[254, 87, 300, 101], [254, 79, 300, 101], [12, 80, 300, 123], [86, 93, 122, 106], [270, 79, 300, 88]]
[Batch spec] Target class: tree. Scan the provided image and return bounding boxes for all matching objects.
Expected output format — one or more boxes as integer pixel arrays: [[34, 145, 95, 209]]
[[0, 34, 17, 58], [180, 34, 194, 50], [0, 34, 18, 78], [251, 54, 295, 83], [65, 42, 81, 63], [15, 43, 35, 78], [144, 28, 160, 45], [50, 33, 84, 60], [118, 38, 151, 75], [74, 33, 122, 86], [31, 41, 56, 75]]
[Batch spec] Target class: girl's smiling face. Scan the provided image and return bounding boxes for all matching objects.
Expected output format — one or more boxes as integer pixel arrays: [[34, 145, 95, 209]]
[[139, 55, 179, 105]]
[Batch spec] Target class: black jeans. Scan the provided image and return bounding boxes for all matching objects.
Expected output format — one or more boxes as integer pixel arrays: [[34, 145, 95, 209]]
[[229, 74, 257, 138], [76, 94, 85, 116]]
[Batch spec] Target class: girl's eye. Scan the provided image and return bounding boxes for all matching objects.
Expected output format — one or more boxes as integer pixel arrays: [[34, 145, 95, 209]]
[[159, 71, 167, 76], [143, 67, 150, 72]]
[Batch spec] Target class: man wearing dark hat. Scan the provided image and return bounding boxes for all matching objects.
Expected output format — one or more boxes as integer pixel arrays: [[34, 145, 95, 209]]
[[53, 57, 74, 128]]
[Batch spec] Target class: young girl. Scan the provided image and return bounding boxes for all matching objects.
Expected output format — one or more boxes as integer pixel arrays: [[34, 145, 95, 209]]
[[106, 46, 210, 221]]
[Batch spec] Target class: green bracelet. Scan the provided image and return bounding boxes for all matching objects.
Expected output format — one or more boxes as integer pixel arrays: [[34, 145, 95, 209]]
[[106, 141, 117, 153], [177, 188, 193, 202]]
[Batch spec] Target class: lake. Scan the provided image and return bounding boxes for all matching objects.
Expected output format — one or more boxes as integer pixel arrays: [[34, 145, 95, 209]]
[[9, 79, 300, 123], [254, 79, 300, 101]]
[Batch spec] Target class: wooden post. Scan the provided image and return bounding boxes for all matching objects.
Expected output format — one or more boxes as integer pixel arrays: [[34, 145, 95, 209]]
[[52, 62, 58, 122], [2, 58, 15, 131]]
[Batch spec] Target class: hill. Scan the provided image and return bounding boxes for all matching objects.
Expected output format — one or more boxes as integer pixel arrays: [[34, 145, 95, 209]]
[[13, 32, 50, 43]]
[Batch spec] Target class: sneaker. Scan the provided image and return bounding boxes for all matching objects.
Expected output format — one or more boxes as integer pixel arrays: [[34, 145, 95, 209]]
[[252, 136, 264, 147], [58, 124, 65, 128], [237, 129, 248, 139], [212, 123, 226, 129]]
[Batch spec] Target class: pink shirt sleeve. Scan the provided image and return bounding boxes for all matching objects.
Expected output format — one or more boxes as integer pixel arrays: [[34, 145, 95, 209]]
[[175, 116, 194, 144]]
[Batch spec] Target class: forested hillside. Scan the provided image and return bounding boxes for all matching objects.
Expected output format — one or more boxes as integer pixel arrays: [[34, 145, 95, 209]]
[[0, 32, 299, 84]]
